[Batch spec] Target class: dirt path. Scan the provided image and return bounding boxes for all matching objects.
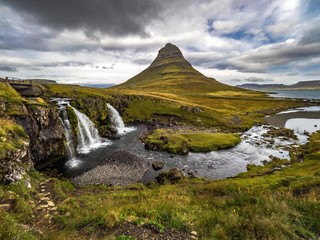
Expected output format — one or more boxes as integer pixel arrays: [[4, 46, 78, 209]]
[[30, 179, 59, 234]]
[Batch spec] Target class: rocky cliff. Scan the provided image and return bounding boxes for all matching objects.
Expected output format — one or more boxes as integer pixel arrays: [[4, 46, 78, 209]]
[[13, 104, 66, 169], [0, 83, 66, 183]]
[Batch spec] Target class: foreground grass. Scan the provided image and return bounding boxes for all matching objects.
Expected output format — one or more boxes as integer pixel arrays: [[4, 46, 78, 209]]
[[144, 129, 241, 154], [0, 132, 319, 239]]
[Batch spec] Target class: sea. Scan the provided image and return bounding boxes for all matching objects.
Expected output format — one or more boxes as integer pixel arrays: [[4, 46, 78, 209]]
[[267, 89, 320, 100]]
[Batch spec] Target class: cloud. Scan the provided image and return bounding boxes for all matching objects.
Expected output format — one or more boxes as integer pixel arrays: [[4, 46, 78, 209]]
[[244, 77, 274, 83], [39, 61, 94, 68], [102, 64, 115, 70], [0, 66, 18, 72], [2, 0, 161, 37]]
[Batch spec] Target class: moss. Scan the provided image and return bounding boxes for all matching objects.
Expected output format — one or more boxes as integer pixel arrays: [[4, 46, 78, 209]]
[[263, 127, 298, 140], [0, 119, 28, 160], [144, 129, 241, 154], [0, 83, 23, 103], [67, 106, 78, 145]]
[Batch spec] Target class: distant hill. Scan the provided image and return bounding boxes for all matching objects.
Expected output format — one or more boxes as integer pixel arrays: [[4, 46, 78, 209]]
[[237, 80, 320, 90], [115, 43, 241, 93]]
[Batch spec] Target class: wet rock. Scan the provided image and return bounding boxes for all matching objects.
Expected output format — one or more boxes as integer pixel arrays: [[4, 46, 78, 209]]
[[187, 170, 196, 178], [152, 161, 164, 171], [156, 168, 184, 184]]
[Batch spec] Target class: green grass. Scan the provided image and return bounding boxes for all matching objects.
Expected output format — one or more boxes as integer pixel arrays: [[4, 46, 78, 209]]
[[0, 119, 28, 160], [0, 132, 319, 239], [144, 129, 241, 154], [0, 82, 23, 104]]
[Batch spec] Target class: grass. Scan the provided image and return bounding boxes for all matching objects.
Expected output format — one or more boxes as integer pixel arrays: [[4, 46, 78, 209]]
[[0, 119, 28, 160], [0, 132, 319, 239], [144, 129, 241, 154], [40, 81, 310, 132]]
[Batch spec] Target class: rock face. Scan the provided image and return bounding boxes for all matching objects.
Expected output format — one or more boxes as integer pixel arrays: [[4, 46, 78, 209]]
[[13, 104, 66, 169], [0, 140, 33, 184]]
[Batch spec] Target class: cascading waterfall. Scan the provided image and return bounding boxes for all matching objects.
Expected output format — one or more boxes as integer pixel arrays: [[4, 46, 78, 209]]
[[54, 99, 111, 167], [56, 100, 81, 168], [71, 107, 106, 154], [107, 103, 136, 135]]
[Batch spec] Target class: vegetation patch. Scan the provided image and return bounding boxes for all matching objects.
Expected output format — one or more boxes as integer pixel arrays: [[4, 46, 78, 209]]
[[0, 119, 28, 160], [263, 127, 298, 140], [144, 129, 241, 154]]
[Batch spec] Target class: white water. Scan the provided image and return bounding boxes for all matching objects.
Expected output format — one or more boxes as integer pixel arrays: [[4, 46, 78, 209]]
[[277, 106, 320, 115], [285, 118, 320, 143], [72, 107, 111, 154], [54, 99, 111, 168], [56, 100, 82, 168], [107, 103, 136, 135]]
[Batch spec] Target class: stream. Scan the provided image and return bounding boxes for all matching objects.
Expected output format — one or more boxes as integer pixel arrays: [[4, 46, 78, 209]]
[[52, 99, 320, 185]]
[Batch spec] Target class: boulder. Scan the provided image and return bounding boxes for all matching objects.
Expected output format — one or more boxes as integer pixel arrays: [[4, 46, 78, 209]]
[[152, 161, 164, 171], [156, 168, 184, 184]]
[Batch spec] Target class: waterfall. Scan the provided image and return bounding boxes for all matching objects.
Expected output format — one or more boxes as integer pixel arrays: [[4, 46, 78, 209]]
[[71, 107, 110, 154], [56, 100, 81, 168], [107, 103, 136, 135], [54, 99, 111, 167]]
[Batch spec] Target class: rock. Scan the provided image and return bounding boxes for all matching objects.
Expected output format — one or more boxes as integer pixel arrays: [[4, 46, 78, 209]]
[[191, 231, 198, 236], [0, 203, 11, 211], [180, 105, 203, 114], [187, 170, 196, 178], [152, 161, 164, 171], [47, 201, 55, 207], [156, 168, 184, 184], [13, 104, 66, 169], [0, 139, 33, 184]]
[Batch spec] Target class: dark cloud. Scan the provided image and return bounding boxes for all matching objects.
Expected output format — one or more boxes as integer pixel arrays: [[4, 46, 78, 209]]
[[2, 0, 161, 37], [299, 24, 320, 45], [0, 65, 18, 72], [39, 61, 93, 68]]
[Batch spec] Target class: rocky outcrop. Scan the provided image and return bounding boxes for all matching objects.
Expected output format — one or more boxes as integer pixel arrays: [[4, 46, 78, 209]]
[[13, 104, 66, 169], [0, 139, 33, 184]]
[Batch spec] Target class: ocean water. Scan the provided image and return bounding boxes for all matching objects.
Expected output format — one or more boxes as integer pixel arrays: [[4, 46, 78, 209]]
[[267, 89, 320, 100]]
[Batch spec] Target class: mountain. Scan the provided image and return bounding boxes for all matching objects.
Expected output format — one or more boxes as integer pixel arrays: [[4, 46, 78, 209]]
[[236, 84, 285, 90], [237, 80, 320, 90], [115, 43, 240, 93]]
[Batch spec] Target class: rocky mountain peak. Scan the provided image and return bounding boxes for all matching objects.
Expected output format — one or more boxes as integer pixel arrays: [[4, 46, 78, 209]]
[[149, 43, 191, 69]]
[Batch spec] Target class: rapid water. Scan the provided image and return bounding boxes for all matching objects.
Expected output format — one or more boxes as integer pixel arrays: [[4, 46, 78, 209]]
[[107, 103, 136, 135], [71, 107, 108, 154], [53, 99, 111, 168]]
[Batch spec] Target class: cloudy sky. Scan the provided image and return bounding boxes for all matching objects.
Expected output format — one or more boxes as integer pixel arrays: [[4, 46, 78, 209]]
[[0, 0, 319, 86]]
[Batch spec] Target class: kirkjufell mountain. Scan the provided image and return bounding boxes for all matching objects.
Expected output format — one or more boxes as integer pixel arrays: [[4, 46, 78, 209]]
[[115, 43, 241, 93]]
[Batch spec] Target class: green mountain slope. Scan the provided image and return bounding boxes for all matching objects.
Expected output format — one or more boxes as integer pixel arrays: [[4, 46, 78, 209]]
[[116, 43, 240, 93]]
